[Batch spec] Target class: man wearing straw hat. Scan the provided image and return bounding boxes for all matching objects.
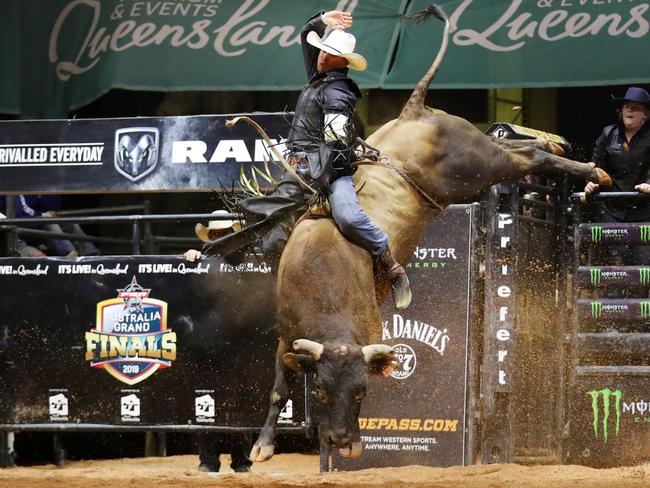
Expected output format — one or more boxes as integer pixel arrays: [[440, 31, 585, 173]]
[[206, 9, 411, 309], [183, 211, 253, 472], [184, 210, 242, 262]]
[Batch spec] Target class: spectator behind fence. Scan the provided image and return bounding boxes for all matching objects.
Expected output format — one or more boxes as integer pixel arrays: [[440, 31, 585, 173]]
[[584, 87, 650, 265], [0, 208, 46, 257], [183, 210, 252, 473], [0, 195, 100, 257], [183, 210, 243, 263]]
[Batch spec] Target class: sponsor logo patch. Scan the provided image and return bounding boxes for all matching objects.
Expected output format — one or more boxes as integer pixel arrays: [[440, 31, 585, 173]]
[[114, 127, 159, 182], [85, 276, 176, 385]]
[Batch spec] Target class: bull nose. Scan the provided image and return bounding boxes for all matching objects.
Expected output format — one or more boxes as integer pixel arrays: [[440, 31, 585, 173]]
[[328, 432, 352, 448]]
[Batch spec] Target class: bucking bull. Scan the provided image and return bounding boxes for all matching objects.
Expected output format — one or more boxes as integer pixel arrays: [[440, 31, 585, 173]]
[[234, 5, 611, 471]]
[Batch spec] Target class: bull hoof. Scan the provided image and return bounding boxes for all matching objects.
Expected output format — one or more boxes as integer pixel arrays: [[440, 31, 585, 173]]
[[392, 273, 412, 310], [338, 442, 363, 459], [250, 443, 275, 462]]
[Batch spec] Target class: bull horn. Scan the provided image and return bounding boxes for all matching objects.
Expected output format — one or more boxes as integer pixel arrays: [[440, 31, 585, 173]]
[[362, 344, 395, 364], [293, 339, 324, 360]]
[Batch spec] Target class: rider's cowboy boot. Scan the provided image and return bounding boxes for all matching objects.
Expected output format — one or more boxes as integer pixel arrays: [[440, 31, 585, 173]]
[[378, 246, 412, 310]]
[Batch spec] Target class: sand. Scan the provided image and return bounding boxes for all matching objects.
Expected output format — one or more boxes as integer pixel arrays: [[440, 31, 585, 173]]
[[1, 453, 650, 488]]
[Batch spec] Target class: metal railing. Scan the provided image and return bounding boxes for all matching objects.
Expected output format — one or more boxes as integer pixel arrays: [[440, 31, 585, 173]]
[[1, 211, 242, 256]]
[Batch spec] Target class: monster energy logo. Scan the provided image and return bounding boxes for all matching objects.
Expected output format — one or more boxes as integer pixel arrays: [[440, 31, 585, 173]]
[[641, 301, 650, 318], [591, 301, 603, 318], [590, 268, 601, 286], [588, 388, 622, 442], [641, 268, 650, 285], [641, 225, 650, 242], [591, 225, 602, 242]]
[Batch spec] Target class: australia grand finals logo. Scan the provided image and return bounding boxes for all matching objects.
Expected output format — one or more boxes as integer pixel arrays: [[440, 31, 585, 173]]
[[85, 276, 176, 385]]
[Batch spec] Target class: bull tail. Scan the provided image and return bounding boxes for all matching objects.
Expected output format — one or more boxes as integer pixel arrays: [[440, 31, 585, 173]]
[[398, 5, 450, 120]]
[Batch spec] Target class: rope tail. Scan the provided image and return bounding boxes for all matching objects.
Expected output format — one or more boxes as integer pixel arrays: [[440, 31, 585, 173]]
[[225, 116, 316, 194]]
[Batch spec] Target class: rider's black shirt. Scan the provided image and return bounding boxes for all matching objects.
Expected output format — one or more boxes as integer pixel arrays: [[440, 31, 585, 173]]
[[286, 12, 361, 154]]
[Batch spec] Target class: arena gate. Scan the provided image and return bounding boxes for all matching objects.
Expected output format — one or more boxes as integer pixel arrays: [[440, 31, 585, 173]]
[[0, 116, 584, 469], [564, 193, 650, 467]]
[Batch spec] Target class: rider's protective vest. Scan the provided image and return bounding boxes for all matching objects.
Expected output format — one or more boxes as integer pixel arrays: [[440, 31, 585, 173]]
[[287, 72, 361, 194]]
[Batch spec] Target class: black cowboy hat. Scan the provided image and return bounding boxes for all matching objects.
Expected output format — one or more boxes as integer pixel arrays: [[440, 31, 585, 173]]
[[612, 86, 650, 110]]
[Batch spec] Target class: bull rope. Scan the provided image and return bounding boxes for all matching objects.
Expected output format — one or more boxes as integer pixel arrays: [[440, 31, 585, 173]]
[[353, 156, 446, 212], [225, 116, 316, 194]]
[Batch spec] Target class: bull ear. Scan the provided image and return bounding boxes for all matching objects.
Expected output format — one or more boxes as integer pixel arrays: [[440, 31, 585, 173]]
[[362, 344, 397, 376], [283, 353, 316, 373]]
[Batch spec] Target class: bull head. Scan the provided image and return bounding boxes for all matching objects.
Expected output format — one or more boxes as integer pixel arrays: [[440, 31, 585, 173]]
[[283, 339, 396, 458]]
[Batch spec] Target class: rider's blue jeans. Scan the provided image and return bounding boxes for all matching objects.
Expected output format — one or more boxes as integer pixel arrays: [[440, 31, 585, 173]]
[[328, 176, 389, 256]]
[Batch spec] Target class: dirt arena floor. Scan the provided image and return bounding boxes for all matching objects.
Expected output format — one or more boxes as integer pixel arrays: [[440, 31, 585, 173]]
[[2, 453, 650, 488]]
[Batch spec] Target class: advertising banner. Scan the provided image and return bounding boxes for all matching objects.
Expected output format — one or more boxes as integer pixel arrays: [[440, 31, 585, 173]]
[[334, 204, 478, 469], [0, 113, 287, 194], [0, 256, 306, 429], [387, 0, 650, 89], [578, 298, 650, 324], [568, 376, 650, 466], [4, 1, 650, 117], [577, 266, 650, 289], [579, 223, 650, 246]]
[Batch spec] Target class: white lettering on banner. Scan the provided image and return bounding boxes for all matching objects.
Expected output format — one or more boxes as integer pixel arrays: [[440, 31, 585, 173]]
[[254, 139, 286, 162], [485, 198, 516, 393], [48, 0, 650, 82], [382, 314, 450, 355], [171, 138, 286, 164], [496, 329, 511, 342], [0, 264, 49, 276], [49, 0, 357, 81], [0, 144, 104, 167], [209, 140, 251, 163], [171, 141, 208, 163], [497, 285, 511, 297], [449, 0, 649, 52], [499, 306, 508, 321], [497, 213, 513, 229], [412, 247, 458, 260], [57, 263, 129, 275], [136, 262, 212, 274]]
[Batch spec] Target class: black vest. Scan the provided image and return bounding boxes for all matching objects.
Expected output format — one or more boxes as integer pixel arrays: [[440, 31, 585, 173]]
[[287, 73, 361, 153], [287, 78, 327, 153]]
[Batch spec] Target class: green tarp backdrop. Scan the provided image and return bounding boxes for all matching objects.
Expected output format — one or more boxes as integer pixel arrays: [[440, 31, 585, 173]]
[[2, 0, 650, 117]]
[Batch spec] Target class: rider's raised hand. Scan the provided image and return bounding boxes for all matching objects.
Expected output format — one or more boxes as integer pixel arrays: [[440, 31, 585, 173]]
[[584, 181, 599, 195], [322, 10, 353, 29]]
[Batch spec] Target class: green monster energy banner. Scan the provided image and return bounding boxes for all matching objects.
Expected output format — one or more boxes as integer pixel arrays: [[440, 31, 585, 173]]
[[577, 266, 650, 288], [568, 378, 650, 466], [3, 0, 650, 117], [579, 223, 650, 246], [587, 388, 622, 443], [578, 299, 650, 322]]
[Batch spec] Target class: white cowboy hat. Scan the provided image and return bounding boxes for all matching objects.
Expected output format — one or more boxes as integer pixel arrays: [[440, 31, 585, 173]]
[[306, 29, 368, 72], [195, 210, 242, 243]]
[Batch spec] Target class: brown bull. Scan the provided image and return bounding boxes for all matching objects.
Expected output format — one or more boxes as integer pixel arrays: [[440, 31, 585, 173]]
[[250, 5, 611, 470]]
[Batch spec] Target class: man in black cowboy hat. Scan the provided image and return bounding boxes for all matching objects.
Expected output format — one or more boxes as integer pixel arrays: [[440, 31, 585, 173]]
[[584, 86, 650, 264]]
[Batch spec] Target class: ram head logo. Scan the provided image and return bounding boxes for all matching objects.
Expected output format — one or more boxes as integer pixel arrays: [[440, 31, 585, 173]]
[[114, 128, 160, 182]]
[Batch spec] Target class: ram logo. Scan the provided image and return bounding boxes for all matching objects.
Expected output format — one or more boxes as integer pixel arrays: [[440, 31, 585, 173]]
[[114, 127, 160, 182]]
